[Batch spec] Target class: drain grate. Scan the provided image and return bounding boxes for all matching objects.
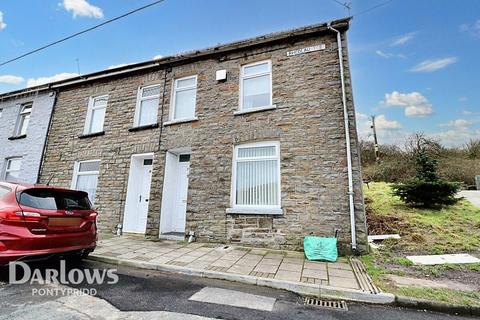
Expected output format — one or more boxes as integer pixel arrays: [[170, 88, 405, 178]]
[[304, 297, 348, 311]]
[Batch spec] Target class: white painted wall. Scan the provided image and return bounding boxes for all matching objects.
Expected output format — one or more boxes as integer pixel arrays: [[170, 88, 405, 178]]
[[0, 91, 56, 183]]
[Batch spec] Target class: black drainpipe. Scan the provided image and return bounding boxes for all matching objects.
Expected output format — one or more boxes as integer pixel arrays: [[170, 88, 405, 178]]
[[36, 87, 57, 184]]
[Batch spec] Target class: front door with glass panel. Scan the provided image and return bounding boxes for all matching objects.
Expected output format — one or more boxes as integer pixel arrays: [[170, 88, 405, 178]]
[[123, 155, 153, 233]]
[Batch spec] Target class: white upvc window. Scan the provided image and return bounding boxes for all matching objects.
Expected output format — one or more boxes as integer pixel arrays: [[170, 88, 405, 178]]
[[71, 160, 100, 204], [5, 157, 22, 181], [15, 103, 32, 136], [84, 95, 108, 134], [170, 75, 197, 121], [240, 60, 273, 111], [134, 84, 160, 127], [229, 141, 281, 214]]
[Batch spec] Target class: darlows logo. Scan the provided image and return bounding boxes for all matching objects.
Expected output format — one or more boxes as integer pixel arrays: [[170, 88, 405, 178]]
[[9, 261, 119, 285]]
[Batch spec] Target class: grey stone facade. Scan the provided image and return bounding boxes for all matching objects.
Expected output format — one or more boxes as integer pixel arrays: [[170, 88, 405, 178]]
[[38, 19, 368, 253], [0, 91, 56, 183]]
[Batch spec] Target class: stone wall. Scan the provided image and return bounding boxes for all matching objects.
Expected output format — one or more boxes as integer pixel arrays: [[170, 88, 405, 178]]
[[39, 29, 367, 253]]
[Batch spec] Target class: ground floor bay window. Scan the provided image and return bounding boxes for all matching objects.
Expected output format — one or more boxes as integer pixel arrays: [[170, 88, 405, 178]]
[[227, 141, 282, 215], [71, 160, 100, 204]]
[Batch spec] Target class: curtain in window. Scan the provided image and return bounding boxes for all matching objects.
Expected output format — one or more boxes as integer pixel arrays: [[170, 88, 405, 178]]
[[76, 174, 98, 204], [236, 146, 278, 206], [139, 98, 158, 126], [174, 89, 196, 119]]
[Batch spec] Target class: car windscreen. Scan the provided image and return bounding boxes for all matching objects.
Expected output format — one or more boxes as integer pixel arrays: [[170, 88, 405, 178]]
[[18, 188, 92, 210]]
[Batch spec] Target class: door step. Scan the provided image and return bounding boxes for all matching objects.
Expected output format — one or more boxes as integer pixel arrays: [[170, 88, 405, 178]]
[[159, 232, 185, 241]]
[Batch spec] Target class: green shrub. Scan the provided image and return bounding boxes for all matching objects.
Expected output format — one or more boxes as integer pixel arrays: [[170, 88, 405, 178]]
[[392, 152, 460, 208]]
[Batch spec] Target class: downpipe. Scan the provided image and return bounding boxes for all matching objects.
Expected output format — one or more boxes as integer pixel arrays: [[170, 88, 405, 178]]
[[328, 22, 357, 251]]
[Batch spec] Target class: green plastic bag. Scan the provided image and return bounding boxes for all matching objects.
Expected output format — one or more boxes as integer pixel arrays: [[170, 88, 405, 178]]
[[304, 236, 338, 262]]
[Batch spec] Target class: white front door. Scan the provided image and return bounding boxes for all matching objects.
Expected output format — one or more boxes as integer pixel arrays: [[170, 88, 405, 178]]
[[123, 156, 153, 233], [172, 160, 190, 232], [160, 153, 190, 235]]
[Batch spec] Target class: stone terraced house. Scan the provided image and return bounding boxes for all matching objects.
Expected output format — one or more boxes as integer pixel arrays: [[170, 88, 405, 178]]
[[0, 89, 56, 184], [32, 17, 367, 253]]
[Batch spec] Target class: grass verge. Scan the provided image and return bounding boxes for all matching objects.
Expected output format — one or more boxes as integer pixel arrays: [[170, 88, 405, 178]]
[[362, 182, 480, 307]]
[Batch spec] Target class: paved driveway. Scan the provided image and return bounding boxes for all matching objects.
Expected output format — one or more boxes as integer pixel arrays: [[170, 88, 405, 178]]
[[459, 190, 480, 207]]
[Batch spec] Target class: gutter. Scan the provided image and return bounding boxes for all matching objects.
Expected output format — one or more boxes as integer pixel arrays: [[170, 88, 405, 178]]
[[327, 22, 357, 251]]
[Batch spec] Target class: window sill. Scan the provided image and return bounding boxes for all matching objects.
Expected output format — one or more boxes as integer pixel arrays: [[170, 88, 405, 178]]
[[128, 123, 159, 132], [78, 131, 105, 139], [226, 207, 283, 215], [234, 105, 277, 116], [8, 135, 27, 141], [163, 117, 199, 126]]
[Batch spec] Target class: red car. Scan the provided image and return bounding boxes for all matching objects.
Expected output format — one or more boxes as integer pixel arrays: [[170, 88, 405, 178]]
[[0, 182, 97, 266]]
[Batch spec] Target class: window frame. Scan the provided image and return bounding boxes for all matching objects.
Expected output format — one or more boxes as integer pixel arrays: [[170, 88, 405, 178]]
[[133, 84, 161, 127], [83, 95, 108, 135], [4, 157, 22, 181], [169, 75, 198, 122], [14, 103, 32, 136], [239, 60, 273, 112], [228, 141, 281, 214], [71, 159, 101, 204]]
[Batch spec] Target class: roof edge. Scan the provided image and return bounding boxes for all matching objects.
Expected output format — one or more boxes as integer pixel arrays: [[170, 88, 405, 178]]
[[0, 17, 351, 99]]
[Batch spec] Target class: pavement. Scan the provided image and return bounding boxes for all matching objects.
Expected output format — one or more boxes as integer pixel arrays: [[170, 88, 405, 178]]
[[90, 236, 392, 303], [0, 259, 473, 320], [459, 190, 480, 207]]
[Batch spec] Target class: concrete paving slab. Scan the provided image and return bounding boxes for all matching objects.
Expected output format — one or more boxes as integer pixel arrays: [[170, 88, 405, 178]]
[[278, 263, 303, 272], [407, 253, 480, 265], [304, 261, 327, 270], [328, 268, 356, 278], [328, 262, 353, 270], [254, 264, 279, 274], [302, 269, 328, 279], [329, 276, 360, 289], [275, 270, 301, 282], [188, 287, 276, 311]]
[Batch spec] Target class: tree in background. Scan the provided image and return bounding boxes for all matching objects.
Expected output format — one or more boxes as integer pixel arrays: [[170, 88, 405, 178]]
[[392, 136, 460, 208]]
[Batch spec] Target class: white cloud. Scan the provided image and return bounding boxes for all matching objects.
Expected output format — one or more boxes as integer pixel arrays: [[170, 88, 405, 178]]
[[430, 127, 480, 147], [410, 57, 457, 72], [459, 19, 480, 37], [383, 91, 434, 117], [62, 0, 103, 18], [391, 32, 415, 46], [0, 11, 6, 31], [152, 55, 163, 60], [0, 75, 24, 85], [356, 112, 405, 144], [463, 110, 473, 115], [440, 119, 472, 128], [375, 50, 406, 59], [375, 115, 403, 130], [27, 72, 79, 87], [107, 64, 128, 69]]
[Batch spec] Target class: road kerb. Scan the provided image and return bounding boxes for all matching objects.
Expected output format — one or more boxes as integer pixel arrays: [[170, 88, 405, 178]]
[[396, 295, 480, 317], [87, 254, 394, 305]]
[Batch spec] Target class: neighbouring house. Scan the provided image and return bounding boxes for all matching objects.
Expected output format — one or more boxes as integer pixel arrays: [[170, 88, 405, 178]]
[[0, 90, 56, 183], [33, 17, 366, 252]]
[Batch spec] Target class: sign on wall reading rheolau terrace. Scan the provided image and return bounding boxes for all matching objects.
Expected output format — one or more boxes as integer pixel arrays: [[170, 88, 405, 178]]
[[286, 44, 326, 57]]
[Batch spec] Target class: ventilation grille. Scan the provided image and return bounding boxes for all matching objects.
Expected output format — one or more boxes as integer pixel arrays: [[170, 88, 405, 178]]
[[304, 297, 348, 311]]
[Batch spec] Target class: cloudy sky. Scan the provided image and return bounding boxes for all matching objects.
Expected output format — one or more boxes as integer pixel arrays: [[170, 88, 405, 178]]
[[0, 0, 478, 146]]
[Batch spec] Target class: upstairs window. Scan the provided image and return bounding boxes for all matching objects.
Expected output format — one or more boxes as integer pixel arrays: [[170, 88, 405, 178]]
[[5, 157, 22, 181], [231, 142, 281, 209], [15, 103, 32, 136], [134, 84, 160, 127], [171, 75, 197, 121], [84, 95, 108, 135], [72, 160, 100, 204], [240, 60, 272, 110]]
